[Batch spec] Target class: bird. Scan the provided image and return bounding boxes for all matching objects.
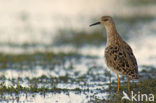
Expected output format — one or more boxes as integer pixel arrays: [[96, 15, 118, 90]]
[[90, 16, 139, 94]]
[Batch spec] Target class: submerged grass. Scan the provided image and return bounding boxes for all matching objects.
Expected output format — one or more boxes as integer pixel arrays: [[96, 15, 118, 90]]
[[127, 0, 156, 6], [0, 51, 155, 102], [54, 29, 106, 47], [0, 75, 155, 102], [104, 79, 156, 103], [0, 51, 96, 70], [0, 67, 155, 103]]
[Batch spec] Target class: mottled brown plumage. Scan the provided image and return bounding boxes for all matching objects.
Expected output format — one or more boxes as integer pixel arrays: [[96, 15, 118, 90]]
[[90, 16, 139, 94], [105, 36, 139, 79]]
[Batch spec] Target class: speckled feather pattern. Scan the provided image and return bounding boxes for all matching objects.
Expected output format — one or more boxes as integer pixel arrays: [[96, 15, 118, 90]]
[[90, 16, 139, 79], [105, 39, 139, 79], [100, 16, 139, 79]]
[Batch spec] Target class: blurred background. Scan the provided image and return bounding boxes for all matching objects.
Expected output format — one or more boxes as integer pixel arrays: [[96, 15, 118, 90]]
[[0, 0, 156, 103], [0, 0, 156, 65]]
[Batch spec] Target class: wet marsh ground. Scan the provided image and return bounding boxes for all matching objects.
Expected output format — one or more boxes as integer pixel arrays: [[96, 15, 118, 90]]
[[0, 51, 156, 103], [0, 16, 156, 102], [0, 0, 156, 103]]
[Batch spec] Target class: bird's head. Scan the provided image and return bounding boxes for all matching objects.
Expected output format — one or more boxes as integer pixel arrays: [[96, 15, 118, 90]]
[[90, 16, 114, 27]]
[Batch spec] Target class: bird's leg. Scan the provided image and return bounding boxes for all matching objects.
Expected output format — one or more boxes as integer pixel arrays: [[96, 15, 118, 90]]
[[127, 76, 130, 93], [117, 73, 120, 95]]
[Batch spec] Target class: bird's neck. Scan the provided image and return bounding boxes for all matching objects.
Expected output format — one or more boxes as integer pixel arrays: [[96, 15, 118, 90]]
[[105, 23, 122, 45]]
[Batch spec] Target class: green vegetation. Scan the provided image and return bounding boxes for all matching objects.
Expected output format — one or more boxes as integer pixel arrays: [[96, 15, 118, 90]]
[[54, 29, 106, 47], [127, 0, 156, 6], [0, 65, 155, 103], [0, 52, 155, 102], [0, 51, 96, 70]]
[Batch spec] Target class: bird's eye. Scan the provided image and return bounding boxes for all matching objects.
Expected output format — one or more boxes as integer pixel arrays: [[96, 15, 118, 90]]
[[104, 19, 108, 21]]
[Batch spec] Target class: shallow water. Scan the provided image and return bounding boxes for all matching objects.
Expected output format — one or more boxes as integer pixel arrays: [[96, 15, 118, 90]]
[[0, 0, 156, 103], [0, 53, 155, 103]]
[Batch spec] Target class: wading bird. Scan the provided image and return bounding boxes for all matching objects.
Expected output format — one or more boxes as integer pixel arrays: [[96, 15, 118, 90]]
[[90, 16, 139, 94]]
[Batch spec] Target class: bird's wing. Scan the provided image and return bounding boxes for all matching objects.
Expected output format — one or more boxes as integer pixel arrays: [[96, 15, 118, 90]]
[[105, 43, 138, 78]]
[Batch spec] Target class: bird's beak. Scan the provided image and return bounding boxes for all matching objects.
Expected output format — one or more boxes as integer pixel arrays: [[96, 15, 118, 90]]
[[89, 22, 101, 27]]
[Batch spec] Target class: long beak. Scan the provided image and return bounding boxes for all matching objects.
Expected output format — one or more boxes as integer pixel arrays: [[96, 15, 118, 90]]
[[89, 22, 101, 27]]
